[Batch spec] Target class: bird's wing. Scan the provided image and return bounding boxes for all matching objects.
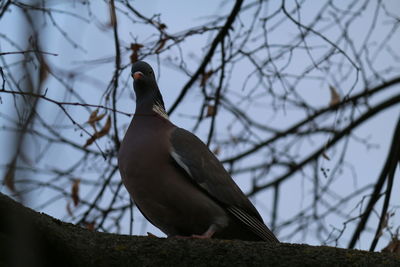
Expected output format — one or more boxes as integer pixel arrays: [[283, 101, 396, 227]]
[[170, 127, 278, 242]]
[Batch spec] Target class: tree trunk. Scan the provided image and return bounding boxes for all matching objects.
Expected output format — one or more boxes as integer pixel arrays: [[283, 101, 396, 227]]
[[0, 193, 398, 267]]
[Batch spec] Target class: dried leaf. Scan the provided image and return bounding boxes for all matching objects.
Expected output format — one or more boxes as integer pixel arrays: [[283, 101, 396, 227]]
[[71, 179, 81, 206], [84, 116, 112, 147], [4, 162, 16, 192], [155, 38, 168, 54], [382, 238, 400, 254], [84, 136, 96, 148], [98, 115, 112, 136], [206, 105, 216, 117], [322, 152, 330, 160], [147, 232, 158, 238], [108, 0, 117, 27], [329, 85, 340, 106], [213, 146, 221, 156], [94, 113, 106, 124], [87, 109, 106, 130], [158, 23, 167, 30], [131, 43, 144, 51], [66, 201, 73, 217], [230, 135, 239, 144], [87, 109, 98, 126], [130, 43, 144, 63], [377, 213, 390, 239], [200, 70, 213, 87], [85, 222, 95, 231], [38, 52, 49, 84]]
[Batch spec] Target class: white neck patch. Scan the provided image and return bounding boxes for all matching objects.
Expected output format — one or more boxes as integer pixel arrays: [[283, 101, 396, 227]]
[[152, 102, 169, 120]]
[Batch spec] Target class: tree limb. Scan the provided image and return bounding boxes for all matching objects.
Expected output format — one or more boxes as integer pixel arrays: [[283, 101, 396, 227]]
[[168, 0, 244, 115], [1, 193, 399, 267]]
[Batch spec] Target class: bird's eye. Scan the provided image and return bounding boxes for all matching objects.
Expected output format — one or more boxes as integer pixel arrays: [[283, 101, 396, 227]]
[[149, 70, 153, 75]]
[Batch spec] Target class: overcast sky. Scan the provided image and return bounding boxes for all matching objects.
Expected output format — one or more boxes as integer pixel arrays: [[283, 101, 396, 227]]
[[1, 0, 399, 250]]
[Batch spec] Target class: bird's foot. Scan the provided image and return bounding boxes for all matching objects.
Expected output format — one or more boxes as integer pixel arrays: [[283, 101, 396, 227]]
[[189, 234, 212, 239], [171, 234, 210, 240], [171, 224, 217, 239], [171, 235, 191, 239]]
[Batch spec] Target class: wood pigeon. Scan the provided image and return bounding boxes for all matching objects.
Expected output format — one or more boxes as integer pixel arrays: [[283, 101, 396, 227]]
[[118, 61, 279, 242]]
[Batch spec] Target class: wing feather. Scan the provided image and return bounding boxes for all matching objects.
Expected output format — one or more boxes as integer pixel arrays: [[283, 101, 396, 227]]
[[170, 127, 278, 242]]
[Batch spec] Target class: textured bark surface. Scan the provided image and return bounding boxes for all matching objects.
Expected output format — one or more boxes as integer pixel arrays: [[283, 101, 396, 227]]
[[1, 193, 399, 267]]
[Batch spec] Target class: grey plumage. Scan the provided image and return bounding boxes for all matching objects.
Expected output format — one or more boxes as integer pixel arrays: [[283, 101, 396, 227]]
[[118, 61, 279, 242]]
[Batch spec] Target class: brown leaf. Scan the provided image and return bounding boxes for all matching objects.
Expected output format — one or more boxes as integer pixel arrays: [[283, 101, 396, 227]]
[[98, 115, 112, 136], [84, 115, 112, 148], [155, 38, 168, 54], [4, 161, 16, 192], [108, 0, 117, 27], [87, 109, 98, 122], [131, 43, 144, 51], [158, 23, 167, 30], [322, 152, 330, 160], [71, 179, 81, 206], [200, 70, 213, 87], [377, 213, 390, 239], [87, 109, 106, 130], [130, 43, 144, 63], [84, 136, 95, 148], [85, 222, 95, 231], [38, 53, 50, 84], [147, 232, 158, 238], [66, 201, 73, 217], [205, 105, 216, 117], [382, 238, 400, 254], [213, 146, 221, 156], [329, 85, 340, 106], [96, 113, 106, 121], [230, 135, 239, 144]]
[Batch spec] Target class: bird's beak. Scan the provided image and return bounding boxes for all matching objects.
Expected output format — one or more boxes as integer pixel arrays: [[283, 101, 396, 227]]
[[133, 71, 144, 80]]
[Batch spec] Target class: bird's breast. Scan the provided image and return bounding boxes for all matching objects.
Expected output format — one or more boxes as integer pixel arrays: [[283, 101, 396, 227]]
[[118, 116, 173, 185]]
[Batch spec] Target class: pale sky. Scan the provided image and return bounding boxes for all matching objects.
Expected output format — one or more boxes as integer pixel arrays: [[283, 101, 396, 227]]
[[1, 0, 399, 250]]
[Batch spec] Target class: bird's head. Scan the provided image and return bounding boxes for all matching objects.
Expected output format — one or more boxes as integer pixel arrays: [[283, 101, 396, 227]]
[[131, 60, 160, 98], [131, 61, 157, 89], [131, 61, 167, 117]]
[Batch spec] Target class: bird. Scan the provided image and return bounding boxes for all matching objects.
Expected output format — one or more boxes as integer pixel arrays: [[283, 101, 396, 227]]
[[118, 61, 279, 242]]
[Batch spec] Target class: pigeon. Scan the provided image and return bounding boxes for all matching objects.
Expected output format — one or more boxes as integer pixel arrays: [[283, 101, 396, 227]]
[[118, 61, 279, 242]]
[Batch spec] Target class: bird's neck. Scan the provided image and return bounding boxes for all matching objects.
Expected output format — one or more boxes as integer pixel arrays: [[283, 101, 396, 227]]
[[135, 90, 168, 120]]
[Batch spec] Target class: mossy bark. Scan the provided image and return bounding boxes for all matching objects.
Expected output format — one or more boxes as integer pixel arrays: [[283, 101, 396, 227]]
[[0, 193, 399, 267]]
